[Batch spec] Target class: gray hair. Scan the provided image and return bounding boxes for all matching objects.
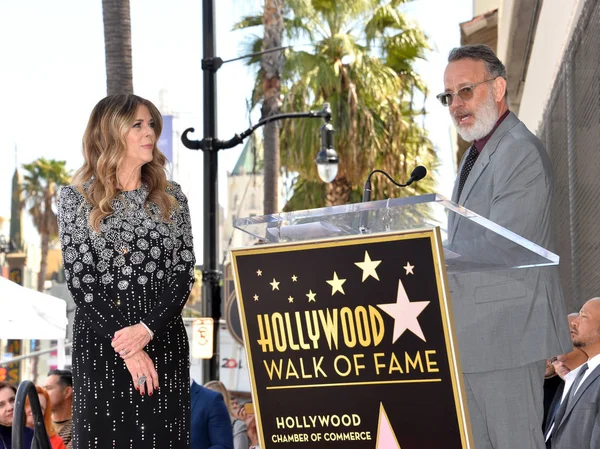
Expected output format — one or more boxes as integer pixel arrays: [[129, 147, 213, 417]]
[[448, 44, 507, 80]]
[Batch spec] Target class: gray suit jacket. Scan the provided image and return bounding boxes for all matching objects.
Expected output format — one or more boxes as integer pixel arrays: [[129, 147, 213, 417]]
[[551, 363, 600, 449], [447, 112, 571, 373]]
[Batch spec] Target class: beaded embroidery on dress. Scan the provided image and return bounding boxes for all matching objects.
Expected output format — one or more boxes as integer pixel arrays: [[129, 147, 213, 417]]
[[58, 181, 195, 449]]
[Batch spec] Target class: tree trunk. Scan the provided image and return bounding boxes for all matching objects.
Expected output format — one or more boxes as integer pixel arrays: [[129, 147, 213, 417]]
[[325, 176, 352, 206], [261, 0, 284, 215], [102, 0, 134, 95]]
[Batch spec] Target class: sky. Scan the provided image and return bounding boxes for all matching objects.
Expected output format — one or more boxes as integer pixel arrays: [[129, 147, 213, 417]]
[[0, 0, 472, 264]]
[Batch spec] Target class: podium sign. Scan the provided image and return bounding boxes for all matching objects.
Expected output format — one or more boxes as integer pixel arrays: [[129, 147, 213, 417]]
[[231, 229, 474, 449]]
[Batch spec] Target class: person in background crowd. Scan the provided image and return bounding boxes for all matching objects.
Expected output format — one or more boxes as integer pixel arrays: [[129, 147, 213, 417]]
[[204, 381, 247, 449], [543, 313, 585, 429], [44, 369, 73, 448], [544, 334, 587, 445], [440, 43, 571, 449], [190, 379, 233, 449], [237, 400, 259, 449], [0, 382, 33, 449], [25, 386, 66, 449], [546, 297, 600, 449]]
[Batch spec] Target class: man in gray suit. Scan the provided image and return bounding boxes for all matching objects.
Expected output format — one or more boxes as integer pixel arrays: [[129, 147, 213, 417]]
[[439, 44, 571, 449], [548, 297, 600, 449]]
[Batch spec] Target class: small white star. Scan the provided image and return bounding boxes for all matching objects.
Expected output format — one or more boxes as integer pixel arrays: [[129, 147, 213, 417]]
[[270, 278, 280, 290], [376, 279, 430, 343], [306, 290, 316, 302], [404, 262, 414, 275], [256, 269, 263, 276], [291, 275, 298, 282], [355, 251, 382, 281], [288, 296, 294, 303], [253, 294, 259, 301], [326, 272, 346, 295]]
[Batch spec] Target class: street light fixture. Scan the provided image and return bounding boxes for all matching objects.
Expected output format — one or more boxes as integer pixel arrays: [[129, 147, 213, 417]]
[[181, 102, 337, 158], [315, 120, 339, 183], [183, 0, 340, 384]]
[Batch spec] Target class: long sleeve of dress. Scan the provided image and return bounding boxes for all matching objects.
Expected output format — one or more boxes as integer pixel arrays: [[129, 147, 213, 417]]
[[142, 182, 196, 336], [57, 186, 129, 339]]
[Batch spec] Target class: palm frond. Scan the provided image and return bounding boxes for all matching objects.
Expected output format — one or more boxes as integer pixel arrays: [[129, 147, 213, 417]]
[[239, 0, 434, 209]]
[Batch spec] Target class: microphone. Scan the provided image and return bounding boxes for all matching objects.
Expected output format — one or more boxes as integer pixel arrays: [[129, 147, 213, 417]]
[[362, 166, 428, 202], [359, 166, 428, 234], [406, 165, 427, 185]]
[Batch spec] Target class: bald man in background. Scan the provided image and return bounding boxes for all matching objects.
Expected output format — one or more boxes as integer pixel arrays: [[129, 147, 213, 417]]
[[543, 313, 587, 432], [547, 298, 600, 449]]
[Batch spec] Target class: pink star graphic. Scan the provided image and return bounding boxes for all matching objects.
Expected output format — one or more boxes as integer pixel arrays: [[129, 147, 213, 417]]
[[376, 279, 430, 343], [375, 403, 401, 449]]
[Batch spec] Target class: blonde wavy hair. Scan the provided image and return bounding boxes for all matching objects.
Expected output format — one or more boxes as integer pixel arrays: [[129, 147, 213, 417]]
[[72, 94, 175, 232], [204, 380, 236, 419]]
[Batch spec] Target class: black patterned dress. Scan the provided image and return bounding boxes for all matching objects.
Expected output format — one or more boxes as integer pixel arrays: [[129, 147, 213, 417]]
[[57, 182, 195, 449]]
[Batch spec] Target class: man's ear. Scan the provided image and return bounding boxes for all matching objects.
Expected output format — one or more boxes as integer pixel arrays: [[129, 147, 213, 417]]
[[64, 386, 73, 400], [494, 77, 507, 102]]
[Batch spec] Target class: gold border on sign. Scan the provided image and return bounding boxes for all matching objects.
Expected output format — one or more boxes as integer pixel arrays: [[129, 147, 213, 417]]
[[429, 228, 475, 449], [223, 261, 244, 345], [231, 228, 474, 449]]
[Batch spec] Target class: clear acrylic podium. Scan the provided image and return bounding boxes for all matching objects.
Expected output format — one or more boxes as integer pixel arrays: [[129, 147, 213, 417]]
[[233, 193, 559, 274], [231, 194, 561, 449]]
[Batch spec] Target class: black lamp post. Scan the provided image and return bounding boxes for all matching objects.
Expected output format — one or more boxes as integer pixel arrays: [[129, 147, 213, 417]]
[[183, 0, 339, 384]]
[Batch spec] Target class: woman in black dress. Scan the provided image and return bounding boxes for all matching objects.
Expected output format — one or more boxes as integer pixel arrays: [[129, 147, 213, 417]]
[[58, 94, 195, 448]]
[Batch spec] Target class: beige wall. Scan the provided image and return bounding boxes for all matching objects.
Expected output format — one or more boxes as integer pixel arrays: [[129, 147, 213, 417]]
[[474, 0, 500, 16], [496, 0, 515, 64], [516, 0, 586, 133]]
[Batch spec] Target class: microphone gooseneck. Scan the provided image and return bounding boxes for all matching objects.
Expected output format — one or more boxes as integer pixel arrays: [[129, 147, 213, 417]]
[[361, 166, 428, 202]]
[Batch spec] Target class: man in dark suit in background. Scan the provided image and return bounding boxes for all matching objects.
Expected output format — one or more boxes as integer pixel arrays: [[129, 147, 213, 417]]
[[190, 380, 233, 449], [548, 297, 600, 449], [543, 313, 586, 430]]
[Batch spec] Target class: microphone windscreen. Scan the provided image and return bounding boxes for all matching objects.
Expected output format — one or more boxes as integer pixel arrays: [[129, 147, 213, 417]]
[[410, 165, 427, 181]]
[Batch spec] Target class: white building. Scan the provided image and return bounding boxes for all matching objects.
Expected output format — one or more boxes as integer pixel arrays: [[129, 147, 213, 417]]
[[223, 133, 265, 256]]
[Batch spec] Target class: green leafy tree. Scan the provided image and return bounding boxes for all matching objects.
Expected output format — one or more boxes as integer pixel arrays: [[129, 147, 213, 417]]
[[237, 0, 436, 209], [21, 159, 71, 291]]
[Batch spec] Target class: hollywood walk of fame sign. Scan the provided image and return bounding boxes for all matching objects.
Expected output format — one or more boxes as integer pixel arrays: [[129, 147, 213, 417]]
[[231, 229, 474, 449]]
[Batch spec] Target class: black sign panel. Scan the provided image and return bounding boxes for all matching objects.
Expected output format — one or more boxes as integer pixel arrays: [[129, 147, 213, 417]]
[[231, 230, 473, 449]]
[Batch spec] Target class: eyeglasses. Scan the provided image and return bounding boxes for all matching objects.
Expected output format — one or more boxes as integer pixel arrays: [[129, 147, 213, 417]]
[[436, 78, 497, 107]]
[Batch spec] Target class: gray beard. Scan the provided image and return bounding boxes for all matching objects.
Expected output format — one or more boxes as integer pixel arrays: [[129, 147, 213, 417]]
[[454, 93, 499, 142]]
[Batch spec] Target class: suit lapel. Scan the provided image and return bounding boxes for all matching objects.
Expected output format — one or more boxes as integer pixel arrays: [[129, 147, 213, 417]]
[[556, 364, 600, 432], [458, 112, 520, 205], [457, 149, 490, 205], [191, 381, 201, 410], [544, 381, 565, 435], [449, 112, 520, 243]]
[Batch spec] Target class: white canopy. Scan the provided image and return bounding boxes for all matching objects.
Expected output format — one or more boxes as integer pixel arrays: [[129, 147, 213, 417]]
[[0, 276, 68, 339]]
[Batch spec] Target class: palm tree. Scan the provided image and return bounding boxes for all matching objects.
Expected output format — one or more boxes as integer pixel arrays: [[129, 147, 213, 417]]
[[21, 159, 71, 291], [102, 0, 134, 95], [261, 0, 284, 214], [237, 0, 435, 209]]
